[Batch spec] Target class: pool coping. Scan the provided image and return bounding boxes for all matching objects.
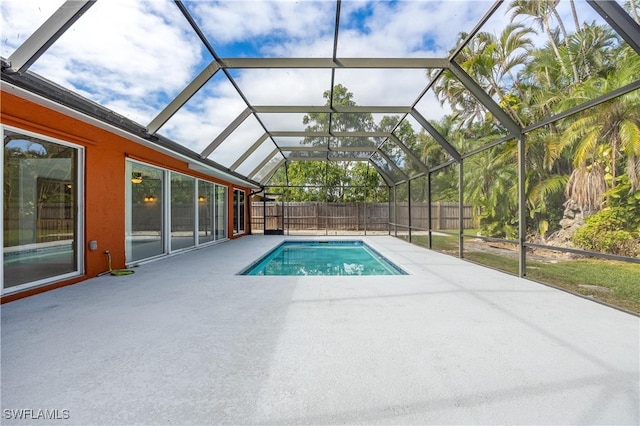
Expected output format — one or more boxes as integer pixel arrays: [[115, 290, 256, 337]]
[[238, 239, 409, 276]]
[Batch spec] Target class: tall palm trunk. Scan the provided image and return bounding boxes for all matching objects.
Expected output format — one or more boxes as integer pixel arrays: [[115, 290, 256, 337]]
[[626, 0, 640, 23], [542, 15, 569, 77], [550, 3, 580, 82], [569, 0, 581, 30], [568, 0, 594, 78]]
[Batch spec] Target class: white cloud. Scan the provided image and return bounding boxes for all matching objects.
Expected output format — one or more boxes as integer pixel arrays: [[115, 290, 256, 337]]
[[335, 68, 429, 105], [235, 68, 332, 105], [337, 0, 495, 57], [188, 0, 336, 55]]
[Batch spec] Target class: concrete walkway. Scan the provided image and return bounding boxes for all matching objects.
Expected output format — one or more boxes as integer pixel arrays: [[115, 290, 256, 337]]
[[2, 236, 638, 425]]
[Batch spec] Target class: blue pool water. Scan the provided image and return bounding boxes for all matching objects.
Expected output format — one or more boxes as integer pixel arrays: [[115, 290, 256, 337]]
[[241, 240, 407, 276]]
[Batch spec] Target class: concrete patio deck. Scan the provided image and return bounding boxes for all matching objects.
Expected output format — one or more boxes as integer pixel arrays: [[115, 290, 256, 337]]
[[1, 236, 638, 425]]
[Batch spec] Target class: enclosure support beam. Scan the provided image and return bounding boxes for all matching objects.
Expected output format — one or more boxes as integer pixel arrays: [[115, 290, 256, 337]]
[[364, 163, 368, 235], [408, 179, 412, 243], [518, 133, 526, 278], [389, 135, 430, 175], [218, 57, 450, 69], [253, 158, 285, 185], [410, 109, 461, 162], [459, 160, 464, 259], [369, 161, 394, 188], [324, 161, 328, 236], [252, 105, 412, 114], [377, 150, 409, 181], [200, 108, 252, 158], [231, 133, 269, 171], [427, 172, 432, 249], [448, 61, 521, 137], [248, 149, 280, 178], [147, 61, 221, 134], [393, 185, 397, 237]]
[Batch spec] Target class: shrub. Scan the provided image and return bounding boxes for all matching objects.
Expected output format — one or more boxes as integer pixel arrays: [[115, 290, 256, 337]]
[[572, 180, 640, 257]]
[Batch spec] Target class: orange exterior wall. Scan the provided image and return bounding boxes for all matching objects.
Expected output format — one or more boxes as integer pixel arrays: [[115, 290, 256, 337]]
[[1, 91, 252, 303]]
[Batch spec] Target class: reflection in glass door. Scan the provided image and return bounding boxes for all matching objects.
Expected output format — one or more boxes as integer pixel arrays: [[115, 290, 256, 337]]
[[198, 180, 216, 244], [126, 161, 164, 262], [170, 172, 195, 251], [215, 185, 227, 240], [233, 189, 245, 235], [198, 182, 227, 243], [3, 129, 82, 289]]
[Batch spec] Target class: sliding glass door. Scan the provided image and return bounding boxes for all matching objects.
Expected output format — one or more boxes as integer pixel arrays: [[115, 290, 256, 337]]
[[233, 189, 245, 235], [126, 162, 164, 262], [170, 172, 195, 251], [215, 185, 227, 240], [126, 160, 230, 264], [3, 128, 83, 290], [198, 181, 227, 243]]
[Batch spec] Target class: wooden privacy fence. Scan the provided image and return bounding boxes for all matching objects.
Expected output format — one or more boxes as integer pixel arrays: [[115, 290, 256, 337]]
[[5, 203, 75, 243], [397, 202, 474, 230], [252, 201, 473, 232]]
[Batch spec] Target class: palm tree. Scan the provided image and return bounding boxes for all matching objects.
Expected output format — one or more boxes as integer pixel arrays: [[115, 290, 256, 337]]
[[569, 0, 581, 31], [430, 68, 487, 127], [623, 0, 640, 24], [474, 24, 535, 127], [509, 0, 571, 79], [464, 142, 519, 238], [566, 23, 617, 81], [548, 1, 581, 82], [434, 24, 534, 128], [557, 48, 640, 210]]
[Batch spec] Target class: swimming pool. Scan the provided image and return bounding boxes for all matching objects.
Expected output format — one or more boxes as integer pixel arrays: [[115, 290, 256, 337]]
[[240, 240, 407, 276]]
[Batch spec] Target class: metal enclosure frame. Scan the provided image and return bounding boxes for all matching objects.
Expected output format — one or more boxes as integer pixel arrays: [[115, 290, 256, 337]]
[[2, 0, 640, 274]]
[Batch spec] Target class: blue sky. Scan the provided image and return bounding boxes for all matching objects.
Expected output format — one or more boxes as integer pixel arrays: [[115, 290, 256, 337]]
[[1, 0, 608, 169]]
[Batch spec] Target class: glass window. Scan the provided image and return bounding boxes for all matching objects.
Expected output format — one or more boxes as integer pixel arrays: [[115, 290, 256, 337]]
[[233, 189, 245, 235], [126, 161, 164, 262], [170, 172, 195, 251], [3, 129, 81, 289]]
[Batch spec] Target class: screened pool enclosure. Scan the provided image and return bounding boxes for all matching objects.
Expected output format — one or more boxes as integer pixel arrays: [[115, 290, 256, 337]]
[[2, 1, 639, 302]]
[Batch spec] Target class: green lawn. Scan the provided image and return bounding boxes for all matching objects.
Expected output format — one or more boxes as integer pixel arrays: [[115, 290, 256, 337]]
[[409, 234, 640, 314], [527, 258, 640, 314]]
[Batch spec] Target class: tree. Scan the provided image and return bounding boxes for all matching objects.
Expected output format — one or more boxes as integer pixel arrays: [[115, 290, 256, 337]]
[[557, 48, 640, 210], [277, 84, 386, 202], [509, 0, 574, 82]]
